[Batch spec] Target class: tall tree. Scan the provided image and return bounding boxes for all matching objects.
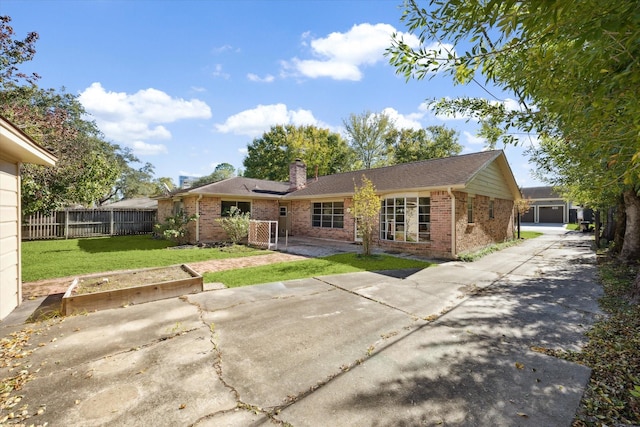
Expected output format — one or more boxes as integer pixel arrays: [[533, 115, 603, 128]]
[[1, 16, 149, 213], [343, 111, 394, 169], [0, 86, 120, 214], [243, 125, 352, 181], [98, 147, 157, 204], [388, 0, 640, 263], [386, 125, 461, 164], [190, 162, 236, 187]]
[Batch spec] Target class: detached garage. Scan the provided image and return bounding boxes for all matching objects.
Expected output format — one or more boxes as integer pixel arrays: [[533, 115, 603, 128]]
[[521, 187, 570, 224], [538, 206, 564, 223], [0, 115, 57, 321]]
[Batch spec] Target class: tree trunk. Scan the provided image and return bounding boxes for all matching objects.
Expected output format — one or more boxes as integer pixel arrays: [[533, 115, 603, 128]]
[[614, 194, 626, 254], [603, 206, 616, 242], [619, 189, 640, 262]]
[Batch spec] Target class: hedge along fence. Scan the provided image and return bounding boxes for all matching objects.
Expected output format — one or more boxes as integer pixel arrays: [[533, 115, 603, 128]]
[[22, 208, 157, 240]]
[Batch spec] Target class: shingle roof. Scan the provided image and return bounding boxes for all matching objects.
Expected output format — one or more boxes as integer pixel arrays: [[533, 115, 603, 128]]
[[161, 150, 516, 200], [286, 150, 504, 198], [99, 197, 158, 209], [181, 176, 290, 198], [521, 186, 562, 200]]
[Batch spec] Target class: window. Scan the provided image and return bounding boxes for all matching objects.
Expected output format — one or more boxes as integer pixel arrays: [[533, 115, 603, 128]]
[[489, 200, 495, 219], [221, 201, 251, 217], [279, 206, 287, 217], [380, 197, 430, 242], [467, 196, 474, 223], [172, 200, 184, 216], [312, 202, 344, 228]]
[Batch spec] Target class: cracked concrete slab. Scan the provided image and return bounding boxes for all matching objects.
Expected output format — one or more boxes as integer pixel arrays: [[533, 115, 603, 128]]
[[1, 227, 602, 426], [197, 281, 419, 410], [278, 321, 591, 426]]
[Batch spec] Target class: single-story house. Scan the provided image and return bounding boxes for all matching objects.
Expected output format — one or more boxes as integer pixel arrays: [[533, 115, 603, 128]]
[[158, 150, 521, 259], [0, 115, 57, 320]]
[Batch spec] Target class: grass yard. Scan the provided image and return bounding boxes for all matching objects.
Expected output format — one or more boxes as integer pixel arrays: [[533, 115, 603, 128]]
[[203, 253, 433, 287], [21, 235, 267, 282]]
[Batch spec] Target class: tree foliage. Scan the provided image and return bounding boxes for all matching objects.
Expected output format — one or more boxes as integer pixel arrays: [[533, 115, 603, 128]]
[[388, 0, 640, 262], [216, 206, 250, 244], [0, 16, 39, 88], [243, 125, 352, 181], [190, 162, 236, 188], [1, 15, 155, 213], [0, 86, 120, 214], [385, 125, 462, 164], [343, 111, 394, 169], [351, 175, 380, 257]]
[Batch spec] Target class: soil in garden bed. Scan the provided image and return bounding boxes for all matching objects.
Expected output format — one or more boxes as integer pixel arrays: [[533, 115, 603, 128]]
[[73, 266, 194, 295]]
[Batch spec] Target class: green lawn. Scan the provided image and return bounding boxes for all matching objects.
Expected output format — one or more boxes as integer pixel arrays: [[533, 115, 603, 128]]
[[203, 253, 433, 287], [519, 230, 543, 239], [21, 235, 267, 282]]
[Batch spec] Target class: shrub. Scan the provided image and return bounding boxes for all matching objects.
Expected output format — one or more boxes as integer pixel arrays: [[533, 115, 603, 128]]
[[216, 206, 250, 244], [154, 211, 198, 244]]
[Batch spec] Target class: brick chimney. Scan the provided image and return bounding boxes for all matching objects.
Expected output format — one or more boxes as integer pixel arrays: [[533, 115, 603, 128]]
[[289, 159, 307, 191]]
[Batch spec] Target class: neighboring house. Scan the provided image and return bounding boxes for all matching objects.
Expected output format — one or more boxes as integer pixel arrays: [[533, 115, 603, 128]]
[[0, 115, 57, 321], [157, 150, 521, 259], [521, 186, 578, 224]]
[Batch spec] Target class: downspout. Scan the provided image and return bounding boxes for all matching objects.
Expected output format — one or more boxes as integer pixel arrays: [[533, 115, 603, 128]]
[[448, 187, 456, 258], [195, 194, 203, 243]]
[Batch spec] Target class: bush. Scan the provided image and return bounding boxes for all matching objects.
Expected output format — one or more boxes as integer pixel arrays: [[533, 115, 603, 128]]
[[216, 206, 250, 244], [154, 211, 198, 244]]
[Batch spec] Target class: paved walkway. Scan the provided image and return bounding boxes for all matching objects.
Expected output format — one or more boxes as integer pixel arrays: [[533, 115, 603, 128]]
[[0, 229, 602, 426]]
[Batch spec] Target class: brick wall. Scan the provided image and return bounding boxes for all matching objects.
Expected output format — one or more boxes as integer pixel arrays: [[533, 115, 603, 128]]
[[455, 193, 515, 254], [290, 199, 354, 240], [157, 199, 173, 223]]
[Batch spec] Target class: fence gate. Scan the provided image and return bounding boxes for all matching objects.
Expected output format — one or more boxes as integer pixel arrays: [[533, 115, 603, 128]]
[[248, 220, 278, 249]]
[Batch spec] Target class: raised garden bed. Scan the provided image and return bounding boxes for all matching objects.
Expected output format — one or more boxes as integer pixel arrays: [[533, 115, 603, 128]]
[[62, 265, 203, 315]]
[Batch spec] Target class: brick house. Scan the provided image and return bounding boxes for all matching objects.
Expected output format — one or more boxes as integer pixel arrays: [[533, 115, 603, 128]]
[[157, 150, 521, 259]]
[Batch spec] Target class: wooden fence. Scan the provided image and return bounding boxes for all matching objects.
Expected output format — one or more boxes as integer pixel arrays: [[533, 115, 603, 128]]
[[22, 208, 157, 240]]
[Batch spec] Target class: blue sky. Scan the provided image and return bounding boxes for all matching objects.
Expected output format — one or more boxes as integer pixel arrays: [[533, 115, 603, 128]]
[[4, 0, 543, 187]]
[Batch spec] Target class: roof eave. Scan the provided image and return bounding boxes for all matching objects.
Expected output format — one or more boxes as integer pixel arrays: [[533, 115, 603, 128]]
[[0, 116, 57, 166]]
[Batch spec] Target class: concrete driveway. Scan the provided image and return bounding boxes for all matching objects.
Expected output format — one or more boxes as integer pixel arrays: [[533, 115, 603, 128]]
[[0, 228, 602, 426]]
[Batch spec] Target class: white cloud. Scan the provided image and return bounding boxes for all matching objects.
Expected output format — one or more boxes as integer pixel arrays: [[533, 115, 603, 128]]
[[215, 103, 327, 137], [212, 64, 230, 79], [212, 44, 234, 54], [238, 147, 248, 154], [78, 82, 212, 155], [381, 107, 422, 130], [281, 23, 420, 81], [131, 141, 168, 156], [247, 73, 275, 83], [464, 131, 486, 145]]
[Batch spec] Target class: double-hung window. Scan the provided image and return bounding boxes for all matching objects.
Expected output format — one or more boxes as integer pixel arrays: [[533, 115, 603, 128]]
[[380, 196, 430, 242], [312, 202, 344, 228]]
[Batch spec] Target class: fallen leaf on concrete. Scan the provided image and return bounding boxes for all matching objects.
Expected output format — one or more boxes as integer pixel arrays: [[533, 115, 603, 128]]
[[515, 362, 524, 369], [517, 412, 528, 417], [179, 403, 186, 410]]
